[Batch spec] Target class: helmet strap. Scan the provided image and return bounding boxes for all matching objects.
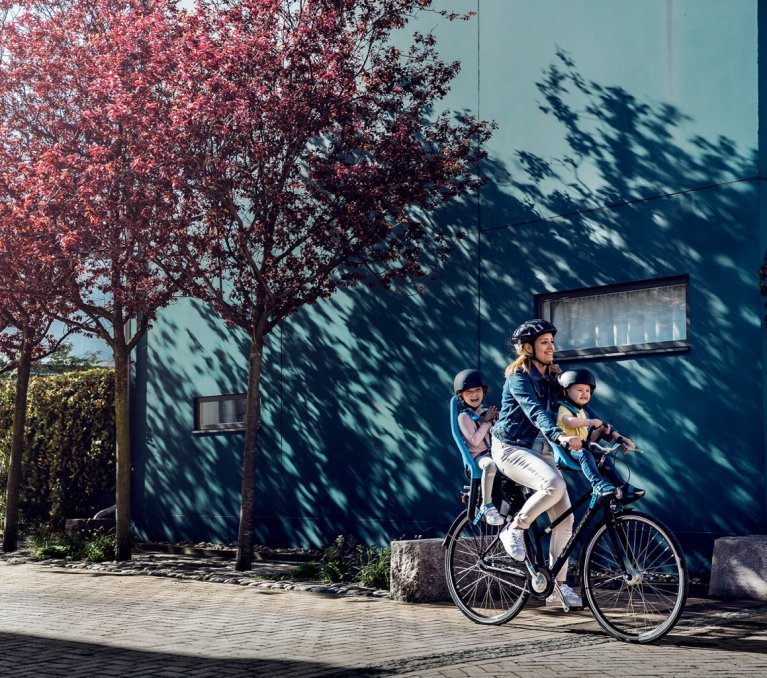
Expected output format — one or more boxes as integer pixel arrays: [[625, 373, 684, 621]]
[[530, 344, 552, 370]]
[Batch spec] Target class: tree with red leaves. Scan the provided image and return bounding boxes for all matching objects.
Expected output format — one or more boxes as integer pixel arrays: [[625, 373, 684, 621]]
[[0, 219, 74, 551], [0, 0, 191, 560], [168, 0, 492, 570]]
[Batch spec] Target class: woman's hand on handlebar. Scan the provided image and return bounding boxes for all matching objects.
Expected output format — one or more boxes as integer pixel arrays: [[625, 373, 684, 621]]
[[558, 435, 583, 451]]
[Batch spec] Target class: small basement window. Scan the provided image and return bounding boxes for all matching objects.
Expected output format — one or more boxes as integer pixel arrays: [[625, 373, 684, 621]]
[[193, 393, 247, 433], [536, 276, 689, 359]]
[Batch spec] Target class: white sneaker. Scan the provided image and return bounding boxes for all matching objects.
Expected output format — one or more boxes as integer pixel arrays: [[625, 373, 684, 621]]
[[499, 525, 526, 561], [482, 504, 505, 526], [546, 583, 583, 610]]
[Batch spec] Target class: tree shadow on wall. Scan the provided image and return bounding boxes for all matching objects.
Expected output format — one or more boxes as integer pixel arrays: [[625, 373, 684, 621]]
[[479, 49, 760, 569], [132, 298, 253, 543], [268, 49, 760, 565], [138, 50, 760, 568]]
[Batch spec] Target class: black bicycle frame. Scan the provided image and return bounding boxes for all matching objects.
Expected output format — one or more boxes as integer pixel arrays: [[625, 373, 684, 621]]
[[530, 489, 627, 581]]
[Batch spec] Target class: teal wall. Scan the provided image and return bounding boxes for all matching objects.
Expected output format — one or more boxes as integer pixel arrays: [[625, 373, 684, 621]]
[[132, 0, 765, 574]]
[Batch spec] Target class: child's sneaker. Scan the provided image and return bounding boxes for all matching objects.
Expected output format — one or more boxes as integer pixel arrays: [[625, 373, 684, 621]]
[[593, 480, 618, 498], [546, 583, 583, 610], [481, 503, 504, 526], [620, 484, 646, 504], [499, 525, 526, 561]]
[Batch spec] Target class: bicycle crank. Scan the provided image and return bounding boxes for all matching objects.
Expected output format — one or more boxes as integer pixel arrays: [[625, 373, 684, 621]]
[[524, 558, 551, 594]]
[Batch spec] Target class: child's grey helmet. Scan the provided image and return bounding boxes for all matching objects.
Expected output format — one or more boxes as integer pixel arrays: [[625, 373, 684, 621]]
[[511, 319, 557, 348], [558, 369, 597, 392], [453, 369, 488, 395]]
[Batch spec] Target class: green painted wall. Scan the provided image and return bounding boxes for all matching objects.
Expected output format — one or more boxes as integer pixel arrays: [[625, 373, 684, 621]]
[[132, 0, 764, 574]]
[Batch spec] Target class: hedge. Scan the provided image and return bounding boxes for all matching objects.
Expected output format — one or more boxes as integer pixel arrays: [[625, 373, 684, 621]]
[[0, 368, 115, 530]]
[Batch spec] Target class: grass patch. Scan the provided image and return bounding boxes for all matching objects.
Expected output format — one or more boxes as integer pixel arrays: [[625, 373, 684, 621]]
[[321, 535, 390, 589], [29, 530, 115, 562], [245, 536, 390, 589]]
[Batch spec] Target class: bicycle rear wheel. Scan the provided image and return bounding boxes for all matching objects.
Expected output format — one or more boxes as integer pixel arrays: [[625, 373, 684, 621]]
[[581, 512, 688, 643], [444, 514, 529, 625]]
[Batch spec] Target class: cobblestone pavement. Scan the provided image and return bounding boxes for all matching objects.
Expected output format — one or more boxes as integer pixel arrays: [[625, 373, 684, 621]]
[[0, 548, 389, 597], [0, 557, 766, 677]]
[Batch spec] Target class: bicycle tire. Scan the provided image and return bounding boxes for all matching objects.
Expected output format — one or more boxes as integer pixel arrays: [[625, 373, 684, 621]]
[[444, 514, 529, 625], [580, 511, 688, 643]]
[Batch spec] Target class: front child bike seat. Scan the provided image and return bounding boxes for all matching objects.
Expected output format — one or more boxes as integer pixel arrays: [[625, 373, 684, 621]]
[[551, 442, 582, 473]]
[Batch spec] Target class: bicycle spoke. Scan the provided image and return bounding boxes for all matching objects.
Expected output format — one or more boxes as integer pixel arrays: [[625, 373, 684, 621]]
[[445, 514, 529, 625], [582, 513, 688, 643]]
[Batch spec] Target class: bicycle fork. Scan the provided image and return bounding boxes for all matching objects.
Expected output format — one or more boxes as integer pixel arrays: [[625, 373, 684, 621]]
[[605, 515, 643, 583]]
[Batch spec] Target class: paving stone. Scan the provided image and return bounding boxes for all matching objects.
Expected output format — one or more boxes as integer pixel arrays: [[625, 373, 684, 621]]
[[0, 553, 766, 676]]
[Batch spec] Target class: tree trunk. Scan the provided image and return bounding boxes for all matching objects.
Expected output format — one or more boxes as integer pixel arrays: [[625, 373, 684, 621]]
[[114, 344, 132, 561], [2, 342, 33, 552], [235, 320, 267, 571]]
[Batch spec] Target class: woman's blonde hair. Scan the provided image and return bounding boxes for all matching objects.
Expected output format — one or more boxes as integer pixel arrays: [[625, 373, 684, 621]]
[[504, 342, 561, 378]]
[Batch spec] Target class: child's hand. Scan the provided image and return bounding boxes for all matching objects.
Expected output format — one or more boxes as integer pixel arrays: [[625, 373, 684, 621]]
[[619, 436, 636, 451], [559, 435, 582, 450], [589, 418, 603, 428], [481, 406, 499, 423]]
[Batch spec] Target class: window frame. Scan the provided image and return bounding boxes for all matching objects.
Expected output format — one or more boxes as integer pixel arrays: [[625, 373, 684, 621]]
[[193, 393, 248, 435], [535, 274, 690, 361]]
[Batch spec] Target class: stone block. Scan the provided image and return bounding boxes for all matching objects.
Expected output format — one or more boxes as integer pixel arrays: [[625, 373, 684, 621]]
[[709, 535, 767, 600], [389, 538, 448, 603]]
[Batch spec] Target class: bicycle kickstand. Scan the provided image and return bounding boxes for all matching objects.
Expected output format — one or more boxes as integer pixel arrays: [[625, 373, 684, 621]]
[[552, 584, 570, 613]]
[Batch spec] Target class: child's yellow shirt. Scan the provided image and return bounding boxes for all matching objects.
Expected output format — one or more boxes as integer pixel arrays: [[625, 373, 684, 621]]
[[557, 404, 589, 440]]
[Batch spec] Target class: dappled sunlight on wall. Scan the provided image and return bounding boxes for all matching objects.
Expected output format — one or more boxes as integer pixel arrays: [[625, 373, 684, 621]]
[[479, 51, 761, 569], [133, 298, 254, 543], [133, 19, 763, 575], [270, 197, 482, 547]]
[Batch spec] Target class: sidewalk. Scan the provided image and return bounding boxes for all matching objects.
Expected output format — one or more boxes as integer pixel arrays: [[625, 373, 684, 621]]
[[0, 544, 389, 597], [0, 551, 766, 677]]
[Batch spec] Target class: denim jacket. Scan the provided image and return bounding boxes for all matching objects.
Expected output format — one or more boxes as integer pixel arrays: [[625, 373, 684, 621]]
[[491, 366, 564, 448]]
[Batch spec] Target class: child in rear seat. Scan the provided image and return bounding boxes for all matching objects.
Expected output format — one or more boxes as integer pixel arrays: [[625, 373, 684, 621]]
[[453, 369, 504, 526]]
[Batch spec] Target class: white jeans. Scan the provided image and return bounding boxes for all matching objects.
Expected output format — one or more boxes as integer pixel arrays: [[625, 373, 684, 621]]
[[490, 434, 574, 582]]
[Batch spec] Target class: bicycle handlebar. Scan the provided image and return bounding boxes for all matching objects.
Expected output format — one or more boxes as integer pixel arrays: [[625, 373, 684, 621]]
[[561, 438, 639, 455]]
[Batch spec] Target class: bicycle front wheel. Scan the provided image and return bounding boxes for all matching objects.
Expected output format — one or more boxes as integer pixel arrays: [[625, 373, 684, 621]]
[[444, 514, 529, 625], [581, 512, 688, 643]]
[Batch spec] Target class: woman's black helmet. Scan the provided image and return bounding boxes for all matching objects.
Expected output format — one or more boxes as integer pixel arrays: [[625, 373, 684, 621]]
[[453, 369, 487, 395], [558, 369, 597, 392], [511, 318, 557, 347]]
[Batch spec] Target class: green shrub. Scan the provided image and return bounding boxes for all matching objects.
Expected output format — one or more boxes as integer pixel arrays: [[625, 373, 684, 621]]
[[320, 535, 390, 589], [79, 532, 116, 562], [0, 369, 115, 531], [29, 529, 115, 562], [356, 545, 390, 590]]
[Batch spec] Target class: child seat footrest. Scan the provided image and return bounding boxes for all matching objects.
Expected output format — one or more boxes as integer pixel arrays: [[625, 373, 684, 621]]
[[472, 502, 495, 526]]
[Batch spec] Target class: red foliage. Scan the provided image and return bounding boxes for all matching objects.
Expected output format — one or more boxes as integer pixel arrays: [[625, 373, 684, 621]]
[[168, 0, 493, 333], [0, 0, 492, 563], [0, 0, 492, 345], [0, 0, 190, 351]]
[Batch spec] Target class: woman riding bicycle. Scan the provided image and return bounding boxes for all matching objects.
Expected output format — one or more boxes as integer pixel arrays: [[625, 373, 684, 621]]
[[490, 318, 583, 610]]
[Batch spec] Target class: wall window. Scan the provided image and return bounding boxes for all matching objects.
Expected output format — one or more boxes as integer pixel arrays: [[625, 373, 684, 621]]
[[193, 393, 247, 433], [536, 276, 689, 359]]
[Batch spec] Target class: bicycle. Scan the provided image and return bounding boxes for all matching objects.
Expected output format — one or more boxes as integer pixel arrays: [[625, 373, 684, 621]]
[[444, 395, 688, 644]]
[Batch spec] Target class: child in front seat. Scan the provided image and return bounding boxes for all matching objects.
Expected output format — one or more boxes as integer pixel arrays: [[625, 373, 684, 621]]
[[557, 369, 644, 502], [454, 369, 504, 526]]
